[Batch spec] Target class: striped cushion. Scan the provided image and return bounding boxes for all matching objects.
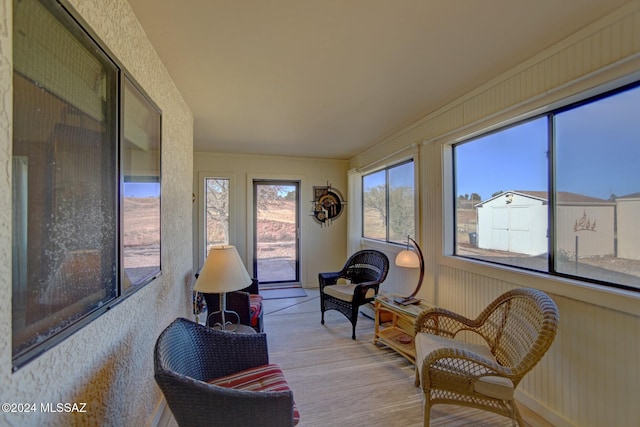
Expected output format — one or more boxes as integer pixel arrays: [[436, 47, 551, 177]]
[[209, 364, 300, 425], [249, 295, 263, 327]]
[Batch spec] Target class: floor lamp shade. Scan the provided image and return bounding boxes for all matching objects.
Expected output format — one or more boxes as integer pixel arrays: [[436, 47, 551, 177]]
[[393, 237, 424, 305], [194, 245, 252, 293]]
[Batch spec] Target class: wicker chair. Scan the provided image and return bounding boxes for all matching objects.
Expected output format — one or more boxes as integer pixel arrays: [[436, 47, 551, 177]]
[[154, 318, 298, 427], [414, 288, 559, 426], [319, 249, 389, 339]]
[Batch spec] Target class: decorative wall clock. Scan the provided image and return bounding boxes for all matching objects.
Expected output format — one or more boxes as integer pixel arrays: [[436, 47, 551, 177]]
[[310, 183, 346, 227]]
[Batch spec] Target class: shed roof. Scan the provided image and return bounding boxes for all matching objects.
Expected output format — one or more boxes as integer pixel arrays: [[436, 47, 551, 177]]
[[475, 190, 614, 207]]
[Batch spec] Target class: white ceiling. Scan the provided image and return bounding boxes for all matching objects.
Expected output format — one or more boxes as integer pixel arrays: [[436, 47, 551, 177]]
[[128, 0, 628, 159]]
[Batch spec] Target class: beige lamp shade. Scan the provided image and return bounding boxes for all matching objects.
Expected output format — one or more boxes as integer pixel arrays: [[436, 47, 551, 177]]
[[194, 245, 252, 293], [395, 249, 420, 268]]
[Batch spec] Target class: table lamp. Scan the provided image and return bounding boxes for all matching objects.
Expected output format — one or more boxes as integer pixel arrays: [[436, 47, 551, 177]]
[[393, 236, 424, 305], [194, 245, 252, 330]]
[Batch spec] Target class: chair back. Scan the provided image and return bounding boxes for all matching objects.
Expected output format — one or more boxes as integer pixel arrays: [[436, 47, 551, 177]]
[[155, 318, 211, 382], [477, 288, 559, 379], [343, 249, 389, 284]]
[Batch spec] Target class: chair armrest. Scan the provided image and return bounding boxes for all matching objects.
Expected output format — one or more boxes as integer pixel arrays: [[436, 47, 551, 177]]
[[157, 372, 295, 427], [318, 272, 341, 289], [415, 307, 481, 338], [352, 281, 380, 302]]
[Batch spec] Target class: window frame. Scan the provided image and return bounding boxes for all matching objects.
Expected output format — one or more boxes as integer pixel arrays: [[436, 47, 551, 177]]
[[11, 0, 162, 370], [452, 79, 640, 294], [361, 159, 416, 244]]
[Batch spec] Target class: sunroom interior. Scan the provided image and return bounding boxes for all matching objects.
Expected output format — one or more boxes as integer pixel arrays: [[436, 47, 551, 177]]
[[2, 0, 640, 426]]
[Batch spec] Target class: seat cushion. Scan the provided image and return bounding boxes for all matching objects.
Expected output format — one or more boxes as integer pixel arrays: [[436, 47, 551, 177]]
[[415, 333, 514, 400], [209, 364, 300, 425], [249, 295, 263, 327], [323, 284, 375, 302]]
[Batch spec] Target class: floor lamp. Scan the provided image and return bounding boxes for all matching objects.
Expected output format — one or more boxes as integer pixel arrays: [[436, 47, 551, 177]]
[[393, 236, 424, 305], [194, 245, 252, 330]]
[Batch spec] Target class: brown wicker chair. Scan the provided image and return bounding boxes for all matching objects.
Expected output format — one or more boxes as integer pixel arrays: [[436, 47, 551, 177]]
[[414, 288, 559, 426], [154, 318, 298, 427], [319, 249, 389, 339]]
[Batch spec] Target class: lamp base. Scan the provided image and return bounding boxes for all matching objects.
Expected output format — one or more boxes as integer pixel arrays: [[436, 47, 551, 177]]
[[393, 296, 421, 306]]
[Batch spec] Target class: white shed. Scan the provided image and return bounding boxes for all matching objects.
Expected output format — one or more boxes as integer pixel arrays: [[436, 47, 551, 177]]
[[476, 191, 547, 256], [616, 192, 640, 260], [475, 191, 615, 257]]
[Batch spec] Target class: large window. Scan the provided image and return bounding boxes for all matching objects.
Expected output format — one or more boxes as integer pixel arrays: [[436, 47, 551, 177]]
[[12, 0, 161, 369], [363, 160, 415, 244], [454, 82, 640, 292]]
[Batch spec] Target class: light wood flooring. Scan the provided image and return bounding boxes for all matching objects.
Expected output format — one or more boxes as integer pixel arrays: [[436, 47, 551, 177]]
[[262, 288, 553, 427], [164, 288, 553, 426]]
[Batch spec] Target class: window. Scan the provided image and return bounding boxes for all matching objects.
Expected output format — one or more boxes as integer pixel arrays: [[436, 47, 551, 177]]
[[363, 160, 415, 244], [454, 82, 640, 292], [122, 77, 161, 289], [205, 178, 230, 253], [12, 0, 161, 369]]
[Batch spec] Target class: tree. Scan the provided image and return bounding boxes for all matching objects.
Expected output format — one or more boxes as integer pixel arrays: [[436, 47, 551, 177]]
[[205, 178, 229, 246]]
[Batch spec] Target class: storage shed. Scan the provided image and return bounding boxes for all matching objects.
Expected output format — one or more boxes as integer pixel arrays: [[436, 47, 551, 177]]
[[616, 192, 640, 260], [475, 191, 615, 257]]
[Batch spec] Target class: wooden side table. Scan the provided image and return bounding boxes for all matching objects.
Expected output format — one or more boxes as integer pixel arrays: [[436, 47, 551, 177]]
[[373, 294, 432, 364]]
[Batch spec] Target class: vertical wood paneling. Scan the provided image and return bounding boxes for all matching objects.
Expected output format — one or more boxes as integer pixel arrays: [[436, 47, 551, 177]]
[[437, 263, 640, 426]]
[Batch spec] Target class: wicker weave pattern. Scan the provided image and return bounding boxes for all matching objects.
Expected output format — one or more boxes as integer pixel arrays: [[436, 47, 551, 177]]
[[319, 250, 389, 339], [154, 318, 297, 427], [414, 288, 559, 426]]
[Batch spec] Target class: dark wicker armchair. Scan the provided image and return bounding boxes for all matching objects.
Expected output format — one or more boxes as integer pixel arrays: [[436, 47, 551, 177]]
[[154, 318, 298, 427], [201, 278, 264, 332], [319, 249, 389, 339]]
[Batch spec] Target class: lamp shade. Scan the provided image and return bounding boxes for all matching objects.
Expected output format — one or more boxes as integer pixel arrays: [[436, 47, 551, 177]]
[[395, 249, 420, 268], [194, 245, 252, 293]]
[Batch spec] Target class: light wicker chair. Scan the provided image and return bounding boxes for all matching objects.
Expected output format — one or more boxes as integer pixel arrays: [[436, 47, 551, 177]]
[[414, 288, 559, 426], [319, 249, 389, 339]]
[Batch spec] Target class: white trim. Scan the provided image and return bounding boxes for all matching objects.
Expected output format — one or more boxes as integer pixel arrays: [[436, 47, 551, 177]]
[[515, 390, 574, 427], [439, 254, 640, 317]]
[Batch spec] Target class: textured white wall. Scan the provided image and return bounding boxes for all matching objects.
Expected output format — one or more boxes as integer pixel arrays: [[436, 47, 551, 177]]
[[0, 0, 194, 425], [350, 2, 640, 426]]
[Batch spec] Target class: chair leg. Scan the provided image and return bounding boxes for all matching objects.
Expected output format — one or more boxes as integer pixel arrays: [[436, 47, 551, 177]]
[[414, 365, 421, 387], [423, 393, 431, 427], [351, 323, 356, 340]]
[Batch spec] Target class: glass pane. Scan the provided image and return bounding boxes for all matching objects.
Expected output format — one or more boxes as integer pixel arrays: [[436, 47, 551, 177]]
[[255, 183, 298, 283], [388, 161, 415, 243], [122, 78, 161, 288], [12, 0, 117, 361], [363, 170, 386, 240], [555, 86, 640, 289], [454, 117, 549, 270], [205, 178, 230, 253]]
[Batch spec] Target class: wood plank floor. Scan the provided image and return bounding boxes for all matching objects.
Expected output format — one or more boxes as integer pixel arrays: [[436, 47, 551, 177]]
[[263, 289, 553, 427], [164, 288, 553, 426]]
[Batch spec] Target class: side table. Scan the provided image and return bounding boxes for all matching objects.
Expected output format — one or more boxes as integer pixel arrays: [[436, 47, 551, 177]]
[[373, 294, 432, 364]]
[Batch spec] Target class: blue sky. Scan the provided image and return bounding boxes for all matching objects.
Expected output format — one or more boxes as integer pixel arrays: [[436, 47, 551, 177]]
[[456, 84, 640, 201], [124, 182, 160, 198]]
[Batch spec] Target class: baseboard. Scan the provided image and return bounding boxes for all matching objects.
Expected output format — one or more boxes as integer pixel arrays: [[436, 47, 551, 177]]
[[147, 397, 172, 427], [516, 389, 575, 427]]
